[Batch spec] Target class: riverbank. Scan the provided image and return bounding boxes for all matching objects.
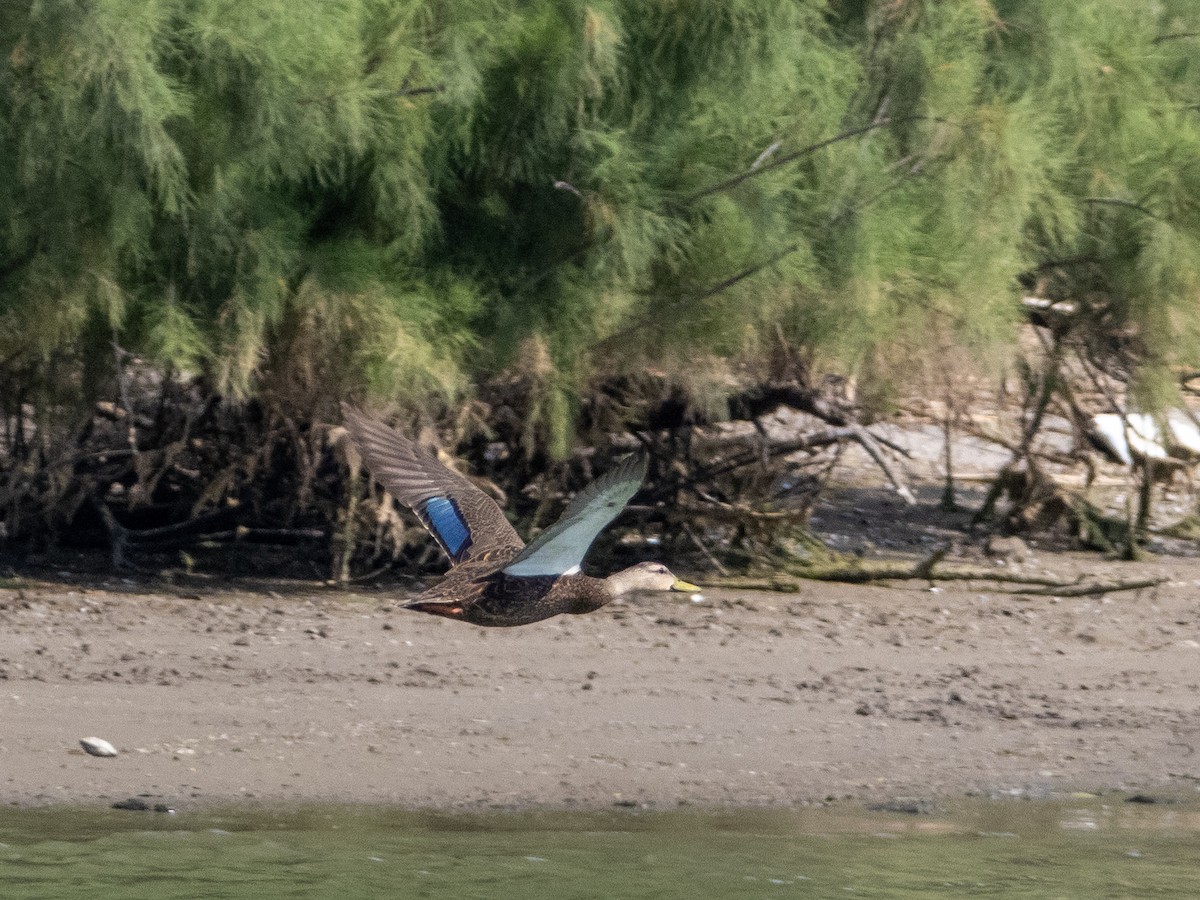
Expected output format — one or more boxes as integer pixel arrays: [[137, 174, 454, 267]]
[[2, 551, 1197, 810]]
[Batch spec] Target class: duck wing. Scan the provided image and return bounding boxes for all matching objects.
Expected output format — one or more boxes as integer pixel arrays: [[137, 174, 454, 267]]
[[502, 453, 647, 577], [341, 405, 523, 564]]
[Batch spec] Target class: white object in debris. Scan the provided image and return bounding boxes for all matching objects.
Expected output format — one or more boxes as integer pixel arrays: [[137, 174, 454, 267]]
[[80, 737, 119, 757], [1091, 414, 1167, 465], [1124, 414, 1169, 461], [1022, 296, 1079, 316], [1092, 410, 1200, 464], [1167, 410, 1200, 457]]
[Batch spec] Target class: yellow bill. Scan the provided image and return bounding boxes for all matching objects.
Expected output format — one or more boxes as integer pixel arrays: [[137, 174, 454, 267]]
[[670, 579, 700, 592]]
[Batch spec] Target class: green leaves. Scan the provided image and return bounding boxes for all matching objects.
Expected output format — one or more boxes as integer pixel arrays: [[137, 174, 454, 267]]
[[2, 0, 1200, 450]]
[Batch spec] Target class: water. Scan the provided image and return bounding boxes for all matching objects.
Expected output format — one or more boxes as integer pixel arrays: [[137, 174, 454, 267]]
[[1, 797, 1198, 898]]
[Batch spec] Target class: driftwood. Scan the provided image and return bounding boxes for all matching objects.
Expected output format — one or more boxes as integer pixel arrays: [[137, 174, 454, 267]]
[[848, 423, 916, 505], [715, 544, 1169, 597], [677, 423, 915, 505], [7, 332, 1197, 583], [716, 568, 1167, 596], [97, 502, 324, 571]]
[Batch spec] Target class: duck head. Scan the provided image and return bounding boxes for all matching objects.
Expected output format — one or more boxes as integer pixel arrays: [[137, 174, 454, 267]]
[[604, 561, 699, 597]]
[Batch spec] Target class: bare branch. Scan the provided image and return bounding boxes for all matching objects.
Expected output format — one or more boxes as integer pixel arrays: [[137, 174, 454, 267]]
[[1153, 31, 1200, 44], [678, 119, 897, 206], [849, 424, 916, 505], [1080, 196, 1158, 219], [393, 83, 445, 98]]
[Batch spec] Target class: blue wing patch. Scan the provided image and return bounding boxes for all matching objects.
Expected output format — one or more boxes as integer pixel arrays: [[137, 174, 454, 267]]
[[422, 496, 472, 558]]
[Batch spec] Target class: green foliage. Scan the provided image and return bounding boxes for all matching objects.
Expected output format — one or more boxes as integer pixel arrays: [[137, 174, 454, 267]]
[[2, 0, 1200, 457]]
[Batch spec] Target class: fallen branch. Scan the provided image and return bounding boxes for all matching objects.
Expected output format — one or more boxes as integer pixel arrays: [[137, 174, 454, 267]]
[[850, 424, 916, 505], [715, 568, 1167, 596], [671, 422, 914, 505], [95, 501, 136, 571], [712, 544, 1169, 596], [683, 426, 858, 485], [96, 501, 324, 566], [679, 496, 813, 522], [1015, 576, 1167, 597], [682, 522, 731, 576]]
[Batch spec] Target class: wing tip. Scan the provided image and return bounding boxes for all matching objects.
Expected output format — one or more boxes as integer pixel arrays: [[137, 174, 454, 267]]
[[626, 450, 649, 479], [340, 402, 376, 439], [607, 449, 649, 492]]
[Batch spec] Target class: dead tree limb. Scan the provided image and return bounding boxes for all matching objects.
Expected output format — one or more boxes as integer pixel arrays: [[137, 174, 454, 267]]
[[682, 522, 731, 576], [714, 538, 1168, 596], [849, 424, 916, 505]]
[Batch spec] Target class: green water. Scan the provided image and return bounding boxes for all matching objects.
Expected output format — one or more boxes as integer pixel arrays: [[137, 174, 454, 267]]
[[1, 798, 1198, 898]]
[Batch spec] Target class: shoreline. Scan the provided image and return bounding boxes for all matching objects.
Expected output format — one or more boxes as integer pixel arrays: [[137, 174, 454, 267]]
[[2, 557, 1198, 811]]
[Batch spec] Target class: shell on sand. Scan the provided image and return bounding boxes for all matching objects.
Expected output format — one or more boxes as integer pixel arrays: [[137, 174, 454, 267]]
[[80, 737, 118, 757]]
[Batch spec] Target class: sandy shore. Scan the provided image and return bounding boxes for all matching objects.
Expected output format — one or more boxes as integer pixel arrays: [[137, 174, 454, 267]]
[[1, 555, 1198, 810]]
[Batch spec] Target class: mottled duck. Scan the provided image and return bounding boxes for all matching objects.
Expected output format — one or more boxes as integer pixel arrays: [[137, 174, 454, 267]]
[[341, 407, 698, 626]]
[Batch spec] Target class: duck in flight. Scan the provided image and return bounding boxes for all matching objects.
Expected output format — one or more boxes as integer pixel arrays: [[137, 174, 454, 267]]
[[341, 406, 699, 626]]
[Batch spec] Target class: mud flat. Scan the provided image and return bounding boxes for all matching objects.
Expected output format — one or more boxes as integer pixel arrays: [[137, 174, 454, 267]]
[[1, 549, 1197, 811]]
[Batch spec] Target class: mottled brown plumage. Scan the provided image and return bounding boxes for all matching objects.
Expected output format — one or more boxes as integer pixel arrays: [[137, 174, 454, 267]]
[[341, 406, 698, 627]]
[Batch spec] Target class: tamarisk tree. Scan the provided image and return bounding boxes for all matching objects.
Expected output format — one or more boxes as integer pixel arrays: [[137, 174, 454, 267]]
[[1, 0, 1199, 542]]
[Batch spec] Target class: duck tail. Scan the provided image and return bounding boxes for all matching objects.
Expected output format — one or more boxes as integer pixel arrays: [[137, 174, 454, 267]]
[[401, 599, 465, 620]]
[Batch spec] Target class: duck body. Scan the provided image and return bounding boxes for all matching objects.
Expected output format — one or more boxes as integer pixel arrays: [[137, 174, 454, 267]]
[[407, 568, 613, 627], [341, 406, 697, 627]]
